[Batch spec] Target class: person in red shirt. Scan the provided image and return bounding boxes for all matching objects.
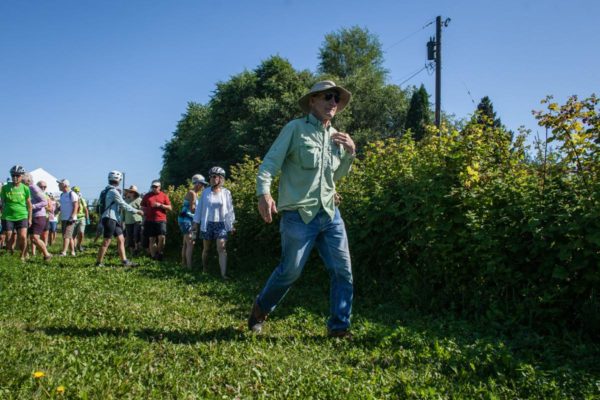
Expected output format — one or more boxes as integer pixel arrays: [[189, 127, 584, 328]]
[[141, 180, 172, 260]]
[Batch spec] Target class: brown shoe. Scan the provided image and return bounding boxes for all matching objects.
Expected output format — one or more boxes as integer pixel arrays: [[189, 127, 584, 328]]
[[248, 299, 268, 333], [328, 329, 353, 340]]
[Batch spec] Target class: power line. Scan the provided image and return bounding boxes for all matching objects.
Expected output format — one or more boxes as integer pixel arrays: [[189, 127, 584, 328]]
[[385, 20, 435, 51], [398, 62, 434, 86], [461, 80, 476, 105]]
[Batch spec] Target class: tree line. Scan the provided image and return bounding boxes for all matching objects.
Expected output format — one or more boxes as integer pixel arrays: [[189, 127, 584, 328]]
[[160, 26, 503, 185]]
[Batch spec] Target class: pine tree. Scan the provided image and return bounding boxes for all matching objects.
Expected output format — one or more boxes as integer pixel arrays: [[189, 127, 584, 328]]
[[476, 96, 502, 128], [405, 85, 432, 141]]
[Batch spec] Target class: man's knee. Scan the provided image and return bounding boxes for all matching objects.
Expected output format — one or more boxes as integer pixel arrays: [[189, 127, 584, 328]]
[[275, 260, 304, 284]]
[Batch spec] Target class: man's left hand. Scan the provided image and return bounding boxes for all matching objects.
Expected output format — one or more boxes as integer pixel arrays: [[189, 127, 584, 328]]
[[332, 132, 356, 155]]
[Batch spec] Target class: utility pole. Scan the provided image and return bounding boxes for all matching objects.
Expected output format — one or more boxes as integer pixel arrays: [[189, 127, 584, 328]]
[[427, 16, 450, 128], [435, 16, 442, 128]]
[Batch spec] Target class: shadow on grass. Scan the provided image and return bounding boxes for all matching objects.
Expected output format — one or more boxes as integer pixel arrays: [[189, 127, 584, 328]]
[[31, 325, 377, 347], [34, 325, 244, 344]]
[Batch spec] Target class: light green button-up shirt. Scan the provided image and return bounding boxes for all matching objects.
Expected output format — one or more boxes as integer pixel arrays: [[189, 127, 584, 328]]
[[256, 113, 355, 224]]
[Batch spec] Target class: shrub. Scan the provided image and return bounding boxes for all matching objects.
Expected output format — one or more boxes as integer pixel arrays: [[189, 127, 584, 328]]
[[164, 95, 599, 336]]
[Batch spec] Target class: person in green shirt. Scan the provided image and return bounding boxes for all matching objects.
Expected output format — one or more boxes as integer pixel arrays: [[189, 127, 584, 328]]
[[248, 80, 356, 339], [0, 165, 32, 261], [72, 186, 89, 252]]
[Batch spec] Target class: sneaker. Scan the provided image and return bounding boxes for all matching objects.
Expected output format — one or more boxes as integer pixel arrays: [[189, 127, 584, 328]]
[[122, 259, 137, 267], [327, 329, 353, 340], [43, 254, 53, 262], [95, 261, 105, 267], [59, 252, 67, 257], [248, 299, 268, 333]]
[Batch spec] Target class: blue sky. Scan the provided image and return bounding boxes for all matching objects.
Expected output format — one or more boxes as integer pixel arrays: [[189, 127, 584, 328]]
[[1, 0, 598, 199]]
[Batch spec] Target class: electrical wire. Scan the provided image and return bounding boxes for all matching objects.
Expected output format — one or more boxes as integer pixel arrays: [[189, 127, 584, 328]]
[[398, 62, 434, 86], [385, 20, 435, 51], [461, 80, 476, 105]]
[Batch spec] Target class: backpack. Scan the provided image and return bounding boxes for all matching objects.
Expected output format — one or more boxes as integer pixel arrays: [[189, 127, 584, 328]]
[[96, 188, 114, 215]]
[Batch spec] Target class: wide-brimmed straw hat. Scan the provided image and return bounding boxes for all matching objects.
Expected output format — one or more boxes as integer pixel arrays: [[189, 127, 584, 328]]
[[298, 80, 352, 114], [124, 185, 140, 197]]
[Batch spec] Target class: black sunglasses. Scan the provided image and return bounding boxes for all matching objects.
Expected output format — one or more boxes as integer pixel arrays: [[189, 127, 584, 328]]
[[151, 185, 160, 188], [323, 92, 341, 103]]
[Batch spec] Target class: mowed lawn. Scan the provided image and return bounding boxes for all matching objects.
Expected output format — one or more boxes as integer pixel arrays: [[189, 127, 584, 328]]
[[0, 242, 598, 399]]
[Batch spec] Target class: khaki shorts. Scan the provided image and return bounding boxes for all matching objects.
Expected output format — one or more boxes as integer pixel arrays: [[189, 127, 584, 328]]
[[74, 218, 87, 235], [61, 220, 76, 239]]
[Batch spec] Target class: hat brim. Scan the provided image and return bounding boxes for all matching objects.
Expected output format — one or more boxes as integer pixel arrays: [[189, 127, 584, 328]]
[[298, 85, 351, 114]]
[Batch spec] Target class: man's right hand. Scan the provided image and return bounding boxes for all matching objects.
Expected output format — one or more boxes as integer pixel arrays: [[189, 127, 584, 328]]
[[258, 194, 278, 223]]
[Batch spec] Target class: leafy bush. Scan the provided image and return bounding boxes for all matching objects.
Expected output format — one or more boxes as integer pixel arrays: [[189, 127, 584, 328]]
[[164, 95, 599, 336]]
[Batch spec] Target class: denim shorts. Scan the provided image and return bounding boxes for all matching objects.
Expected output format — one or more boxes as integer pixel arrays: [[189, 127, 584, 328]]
[[47, 220, 58, 233], [178, 219, 193, 234], [201, 221, 228, 240]]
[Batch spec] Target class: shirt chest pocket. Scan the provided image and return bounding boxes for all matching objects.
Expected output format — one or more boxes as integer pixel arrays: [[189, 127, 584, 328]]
[[299, 140, 321, 169], [331, 151, 341, 171]]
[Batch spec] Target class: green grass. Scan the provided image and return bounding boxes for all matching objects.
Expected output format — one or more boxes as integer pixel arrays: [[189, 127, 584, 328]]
[[0, 241, 598, 399]]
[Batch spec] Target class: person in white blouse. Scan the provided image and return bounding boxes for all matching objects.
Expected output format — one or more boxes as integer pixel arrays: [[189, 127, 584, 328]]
[[192, 166, 235, 279]]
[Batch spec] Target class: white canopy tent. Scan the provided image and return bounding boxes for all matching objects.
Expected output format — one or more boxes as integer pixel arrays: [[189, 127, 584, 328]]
[[29, 168, 60, 195]]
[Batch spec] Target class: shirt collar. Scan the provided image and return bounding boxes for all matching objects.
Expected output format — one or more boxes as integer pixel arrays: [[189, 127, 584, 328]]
[[306, 113, 331, 129]]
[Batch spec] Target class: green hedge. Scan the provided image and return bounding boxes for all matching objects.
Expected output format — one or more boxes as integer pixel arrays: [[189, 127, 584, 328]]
[[164, 96, 599, 336]]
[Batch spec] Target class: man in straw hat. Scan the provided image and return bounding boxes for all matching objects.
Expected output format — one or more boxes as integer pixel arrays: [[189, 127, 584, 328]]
[[248, 80, 356, 339]]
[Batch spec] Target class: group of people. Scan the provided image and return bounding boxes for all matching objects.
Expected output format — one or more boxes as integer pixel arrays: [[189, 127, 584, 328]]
[[0, 168, 90, 261], [1, 81, 357, 338], [0, 163, 238, 280], [93, 167, 236, 279]]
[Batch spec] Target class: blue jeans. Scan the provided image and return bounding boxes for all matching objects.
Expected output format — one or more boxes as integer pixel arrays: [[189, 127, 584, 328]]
[[256, 208, 353, 332]]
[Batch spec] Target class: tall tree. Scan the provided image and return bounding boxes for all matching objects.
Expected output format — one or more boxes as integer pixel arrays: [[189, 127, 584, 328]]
[[405, 85, 432, 141], [476, 96, 503, 128], [318, 26, 409, 146], [160, 57, 313, 186], [318, 26, 385, 78], [160, 102, 209, 186]]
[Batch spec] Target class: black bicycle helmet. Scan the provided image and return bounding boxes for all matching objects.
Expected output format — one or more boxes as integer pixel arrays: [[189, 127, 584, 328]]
[[10, 165, 25, 176]]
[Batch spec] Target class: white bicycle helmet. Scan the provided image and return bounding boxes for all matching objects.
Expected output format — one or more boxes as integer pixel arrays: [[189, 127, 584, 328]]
[[208, 166, 226, 177], [10, 165, 25, 176], [108, 170, 123, 182]]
